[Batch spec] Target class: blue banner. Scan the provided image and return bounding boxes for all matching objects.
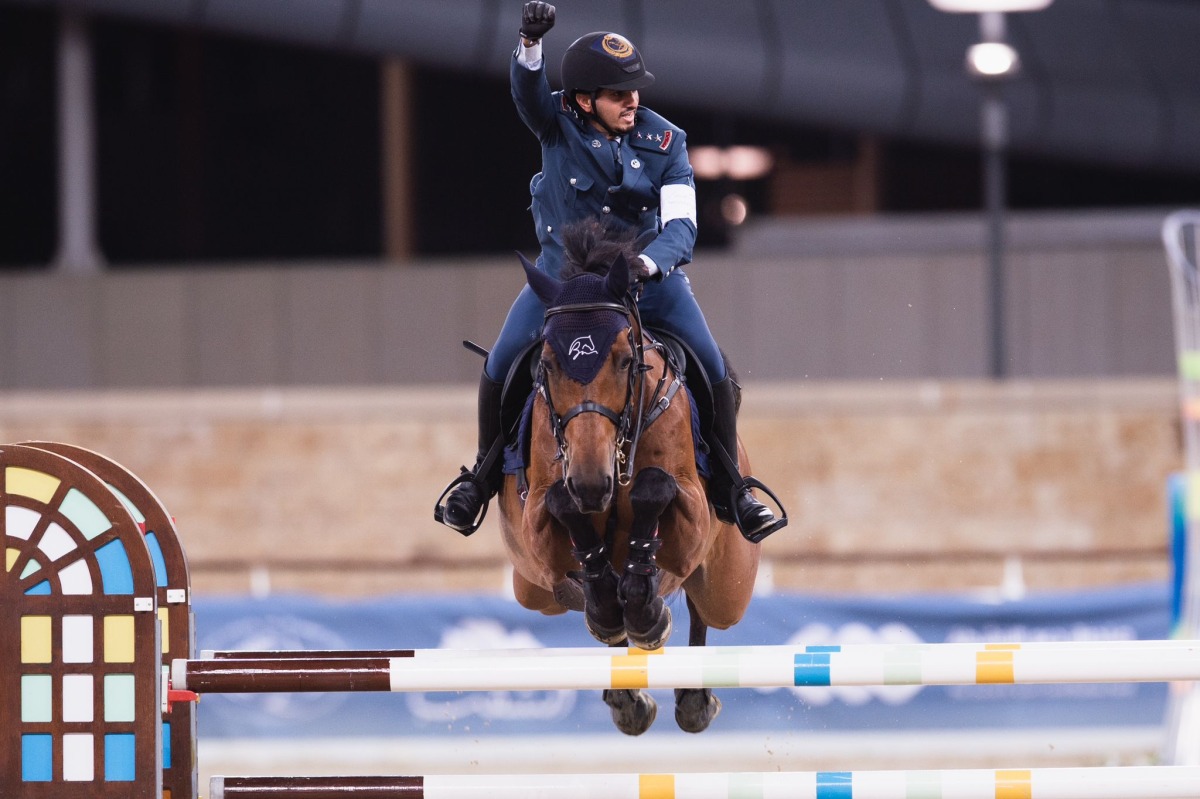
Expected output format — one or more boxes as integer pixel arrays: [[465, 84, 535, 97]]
[[193, 583, 1171, 739]]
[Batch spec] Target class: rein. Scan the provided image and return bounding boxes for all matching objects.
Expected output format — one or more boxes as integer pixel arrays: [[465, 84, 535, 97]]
[[538, 293, 681, 488]]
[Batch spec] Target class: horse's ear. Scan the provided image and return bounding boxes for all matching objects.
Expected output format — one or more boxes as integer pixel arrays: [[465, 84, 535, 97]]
[[606, 252, 631, 299], [519, 251, 562, 306]]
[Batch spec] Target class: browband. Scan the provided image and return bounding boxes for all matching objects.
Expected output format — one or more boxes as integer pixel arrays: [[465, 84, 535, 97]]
[[544, 301, 629, 319]]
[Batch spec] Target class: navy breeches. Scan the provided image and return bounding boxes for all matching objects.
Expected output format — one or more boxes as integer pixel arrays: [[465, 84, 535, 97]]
[[484, 268, 727, 385]]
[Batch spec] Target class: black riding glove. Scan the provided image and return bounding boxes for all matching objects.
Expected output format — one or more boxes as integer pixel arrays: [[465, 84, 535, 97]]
[[520, 1, 556, 40]]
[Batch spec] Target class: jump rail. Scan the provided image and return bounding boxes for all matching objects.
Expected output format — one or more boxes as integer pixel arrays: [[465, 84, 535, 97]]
[[175, 640, 1200, 694], [201, 638, 1200, 660], [211, 766, 1200, 799]]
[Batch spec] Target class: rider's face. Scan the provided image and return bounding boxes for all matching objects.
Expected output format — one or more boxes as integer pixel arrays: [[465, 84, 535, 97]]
[[580, 89, 639, 137]]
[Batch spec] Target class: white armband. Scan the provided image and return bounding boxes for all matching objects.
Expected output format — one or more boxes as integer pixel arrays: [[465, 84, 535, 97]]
[[660, 184, 697, 226], [517, 39, 543, 70]]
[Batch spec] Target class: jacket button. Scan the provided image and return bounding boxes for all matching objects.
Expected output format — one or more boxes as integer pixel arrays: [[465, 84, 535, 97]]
[[602, 206, 611, 214], [546, 225, 553, 232], [569, 178, 577, 185]]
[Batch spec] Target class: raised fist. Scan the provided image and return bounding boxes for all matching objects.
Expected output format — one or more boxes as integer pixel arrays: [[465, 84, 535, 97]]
[[520, 2, 555, 40]]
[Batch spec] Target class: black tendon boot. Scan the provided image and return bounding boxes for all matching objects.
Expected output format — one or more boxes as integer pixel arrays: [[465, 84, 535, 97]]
[[707, 377, 788, 543], [434, 373, 505, 536], [573, 543, 626, 645]]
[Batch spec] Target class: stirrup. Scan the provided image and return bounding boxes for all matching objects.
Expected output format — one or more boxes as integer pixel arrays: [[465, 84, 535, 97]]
[[720, 476, 788, 544], [434, 467, 490, 537]]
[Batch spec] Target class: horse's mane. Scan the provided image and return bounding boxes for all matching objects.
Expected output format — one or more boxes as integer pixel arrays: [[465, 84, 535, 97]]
[[560, 219, 643, 280], [556, 219, 743, 412]]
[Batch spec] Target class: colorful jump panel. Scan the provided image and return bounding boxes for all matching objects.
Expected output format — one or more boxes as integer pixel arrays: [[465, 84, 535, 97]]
[[1, 445, 161, 799], [23, 441, 196, 799]]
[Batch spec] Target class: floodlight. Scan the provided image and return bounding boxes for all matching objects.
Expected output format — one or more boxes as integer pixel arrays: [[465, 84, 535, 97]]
[[928, 0, 1052, 11], [966, 41, 1020, 78]]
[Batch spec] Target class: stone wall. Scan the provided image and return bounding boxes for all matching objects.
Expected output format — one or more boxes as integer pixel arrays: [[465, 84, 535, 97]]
[[0, 378, 1181, 597]]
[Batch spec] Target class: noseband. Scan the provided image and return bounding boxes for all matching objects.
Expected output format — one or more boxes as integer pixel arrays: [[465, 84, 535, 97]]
[[538, 297, 680, 488]]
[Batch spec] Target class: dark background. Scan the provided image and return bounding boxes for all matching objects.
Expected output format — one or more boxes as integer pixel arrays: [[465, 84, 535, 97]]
[[3, 5, 1199, 268]]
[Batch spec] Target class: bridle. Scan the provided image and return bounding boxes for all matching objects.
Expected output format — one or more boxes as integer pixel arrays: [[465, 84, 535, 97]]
[[537, 294, 682, 488]]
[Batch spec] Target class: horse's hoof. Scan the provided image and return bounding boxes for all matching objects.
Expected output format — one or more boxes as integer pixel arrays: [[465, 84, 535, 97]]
[[603, 689, 658, 736], [675, 688, 722, 733], [626, 601, 672, 651], [582, 567, 625, 644], [586, 615, 627, 645]]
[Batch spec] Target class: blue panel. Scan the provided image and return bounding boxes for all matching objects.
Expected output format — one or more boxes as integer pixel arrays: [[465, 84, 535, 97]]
[[816, 771, 853, 799], [24, 580, 51, 596], [145, 532, 168, 588], [191, 584, 1173, 739], [104, 734, 136, 781], [22, 734, 53, 782], [794, 652, 833, 686], [162, 722, 172, 769], [95, 540, 134, 595]]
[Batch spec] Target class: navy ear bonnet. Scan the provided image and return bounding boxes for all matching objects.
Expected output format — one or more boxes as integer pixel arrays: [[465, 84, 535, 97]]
[[543, 274, 630, 384]]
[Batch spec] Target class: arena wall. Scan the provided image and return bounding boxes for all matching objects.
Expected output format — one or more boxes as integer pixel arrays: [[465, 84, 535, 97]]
[[0, 378, 1178, 597]]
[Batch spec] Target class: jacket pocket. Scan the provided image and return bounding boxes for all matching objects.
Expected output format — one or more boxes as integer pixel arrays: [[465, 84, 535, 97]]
[[565, 174, 594, 207]]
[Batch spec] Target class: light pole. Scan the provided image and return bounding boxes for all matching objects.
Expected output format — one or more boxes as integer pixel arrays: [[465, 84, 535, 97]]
[[968, 16, 1020, 378], [928, 0, 1052, 379]]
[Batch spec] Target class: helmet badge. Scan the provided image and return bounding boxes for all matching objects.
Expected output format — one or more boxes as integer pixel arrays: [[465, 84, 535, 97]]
[[601, 34, 635, 60]]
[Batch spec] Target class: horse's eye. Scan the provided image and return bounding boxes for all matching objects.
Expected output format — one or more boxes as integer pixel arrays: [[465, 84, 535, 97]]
[[616, 354, 633, 371], [540, 357, 555, 374]]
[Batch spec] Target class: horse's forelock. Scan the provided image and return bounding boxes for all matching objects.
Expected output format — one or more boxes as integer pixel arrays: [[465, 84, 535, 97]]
[[561, 220, 640, 281]]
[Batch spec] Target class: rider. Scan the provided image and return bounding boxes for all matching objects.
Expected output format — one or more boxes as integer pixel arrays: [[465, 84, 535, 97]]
[[436, 1, 786, 542]]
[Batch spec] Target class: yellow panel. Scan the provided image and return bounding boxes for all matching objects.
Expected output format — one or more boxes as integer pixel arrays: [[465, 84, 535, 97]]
[[975, 650, 1015, 684], [639, 774, 675, 799], [103, 615, 136, 663], [995, 769, 1033, 799], [5, 547, 17, 572], [159, 608, 170, 655], [5, 467, 61, 503], [21, 616, 53, 664], [611, 654, 650, 690]]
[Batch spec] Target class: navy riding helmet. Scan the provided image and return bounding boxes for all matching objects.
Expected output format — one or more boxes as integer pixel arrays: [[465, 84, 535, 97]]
[[560, 32, 655, 95]]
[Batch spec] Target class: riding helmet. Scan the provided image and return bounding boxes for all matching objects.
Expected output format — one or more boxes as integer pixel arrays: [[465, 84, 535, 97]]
[[560, 32, 655, 94]]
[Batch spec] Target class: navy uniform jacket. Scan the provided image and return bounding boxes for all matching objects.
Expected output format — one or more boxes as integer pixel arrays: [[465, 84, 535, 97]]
[[510, 52, 697, 278]]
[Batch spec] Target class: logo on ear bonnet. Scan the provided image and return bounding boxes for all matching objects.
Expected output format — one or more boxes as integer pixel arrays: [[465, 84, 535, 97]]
[[569, 335, 598, 360]]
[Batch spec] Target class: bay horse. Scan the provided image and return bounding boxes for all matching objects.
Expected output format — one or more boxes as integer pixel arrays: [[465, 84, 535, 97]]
[[496, 223, 762, 735]]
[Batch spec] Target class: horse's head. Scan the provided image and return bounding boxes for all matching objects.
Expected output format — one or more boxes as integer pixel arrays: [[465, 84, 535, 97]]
[[520, 240, 639, 514]]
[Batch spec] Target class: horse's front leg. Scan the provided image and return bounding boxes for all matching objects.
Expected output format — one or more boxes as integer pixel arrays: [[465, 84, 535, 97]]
[[621, 466, 677, 650], [544, 479, 626, 645], [674, 594, 722, 733]]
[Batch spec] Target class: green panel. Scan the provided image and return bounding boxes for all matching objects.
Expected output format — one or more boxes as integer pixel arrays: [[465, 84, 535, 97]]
[[1180, 350, 1200, 381], [106, 484, 146, 524], [21, 675, 52, 723], [59, 488, 112, 541], [104, 674, 136, 722]]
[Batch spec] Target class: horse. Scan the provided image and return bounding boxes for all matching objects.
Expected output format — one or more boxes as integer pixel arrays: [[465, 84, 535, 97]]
[[496, 222, 762, 736]]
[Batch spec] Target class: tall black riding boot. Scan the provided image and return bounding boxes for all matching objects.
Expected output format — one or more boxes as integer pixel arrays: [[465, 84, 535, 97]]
[[434, 372, 505, 536], [707, 377, 787, 543]]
